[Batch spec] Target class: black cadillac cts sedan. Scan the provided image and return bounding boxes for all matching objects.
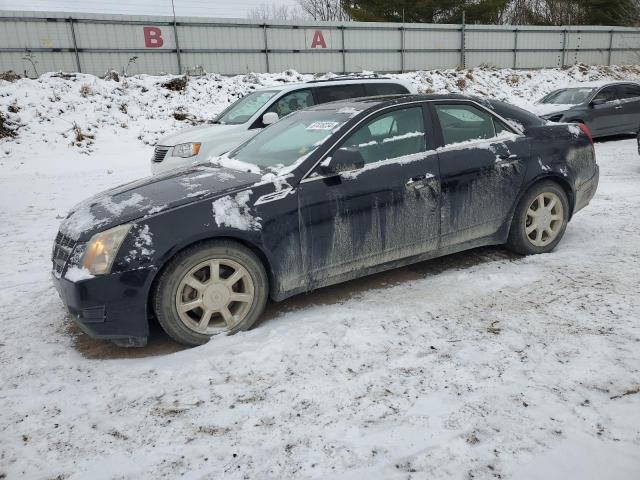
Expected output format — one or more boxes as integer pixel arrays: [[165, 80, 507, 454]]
[[52, 94, 599, 347]]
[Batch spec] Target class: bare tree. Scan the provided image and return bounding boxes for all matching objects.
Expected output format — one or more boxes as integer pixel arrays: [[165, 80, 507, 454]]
[[298, 0, 350, 21], [247, 3, 307, 21]]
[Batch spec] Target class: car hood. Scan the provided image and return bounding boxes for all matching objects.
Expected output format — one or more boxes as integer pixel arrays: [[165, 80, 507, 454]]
[[529, 103, 575, 117], [158, 123, 248, 146], [59, 164, 261, 240]]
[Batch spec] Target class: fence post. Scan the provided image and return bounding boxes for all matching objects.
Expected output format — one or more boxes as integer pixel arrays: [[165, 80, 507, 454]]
[[561, 29, 567, 67], [460, 11, 466, 68], [400, 25, 405, 73], [341, 26, 347, 74], [608, 30, 614, 65], [263, 24, 270, 73], [68, 17, 81, 73], [172, 19, 182, 74], [513, 28, 518, 69]]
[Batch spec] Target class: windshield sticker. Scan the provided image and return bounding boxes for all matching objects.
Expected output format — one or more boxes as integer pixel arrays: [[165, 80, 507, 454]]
[[306, 121, 339, 131]]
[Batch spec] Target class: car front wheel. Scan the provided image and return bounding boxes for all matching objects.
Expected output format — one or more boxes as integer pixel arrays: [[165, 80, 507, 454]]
[[154, 240, 268, 346], [507, 181, 569, 255]]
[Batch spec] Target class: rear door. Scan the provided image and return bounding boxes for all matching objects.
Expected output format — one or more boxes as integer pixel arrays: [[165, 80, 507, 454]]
[[617, 84, 640, 133], [431, 101, 530, 247], [298, 104, 440, 287]]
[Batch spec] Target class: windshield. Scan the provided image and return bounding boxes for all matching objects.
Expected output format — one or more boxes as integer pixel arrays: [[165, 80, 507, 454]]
[[539, 88, 594, 105], [228, 110, 356, 170], [215, 90, 279, 125]]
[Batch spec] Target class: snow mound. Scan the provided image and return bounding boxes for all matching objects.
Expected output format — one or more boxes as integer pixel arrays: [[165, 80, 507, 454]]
[[2, 65, 640, 159]]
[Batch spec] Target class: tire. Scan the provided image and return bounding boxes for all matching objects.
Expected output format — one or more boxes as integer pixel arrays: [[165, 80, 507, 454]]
[[507, 181, 570, 255], [153, 240, 268, 346]]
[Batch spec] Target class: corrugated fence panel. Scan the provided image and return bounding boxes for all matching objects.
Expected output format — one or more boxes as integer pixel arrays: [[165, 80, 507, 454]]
[[405, 28, 460, 50], [1, 10, 640, 76], [269, 52, 342, 73], [180, 24, 264, 50], [345, 27, 401, 50], [180, 53, 266, 75], [0, 51, 77, 75], [79, 52, 178, 76], [404, 52, 460, 70], [517, 30, 564, 50], [346, 52, 401, 72]]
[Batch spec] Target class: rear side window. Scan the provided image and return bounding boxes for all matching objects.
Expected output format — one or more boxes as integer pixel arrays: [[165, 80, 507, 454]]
[[621, 84, 640, 99], [435, 104, 502, 146], [315, 84, 366, 104], [364, 83, 410, 96]]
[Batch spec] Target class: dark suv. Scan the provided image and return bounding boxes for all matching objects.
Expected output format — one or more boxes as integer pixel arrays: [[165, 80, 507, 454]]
[[535, 81, 640, 138]]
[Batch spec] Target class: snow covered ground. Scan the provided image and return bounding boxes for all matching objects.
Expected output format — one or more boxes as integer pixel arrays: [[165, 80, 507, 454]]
[[1, 66, 640, 479]]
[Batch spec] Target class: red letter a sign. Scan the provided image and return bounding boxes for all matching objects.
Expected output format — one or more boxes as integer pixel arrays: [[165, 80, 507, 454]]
[[143, 26, 164, 48], [310, 30, 327, 49]]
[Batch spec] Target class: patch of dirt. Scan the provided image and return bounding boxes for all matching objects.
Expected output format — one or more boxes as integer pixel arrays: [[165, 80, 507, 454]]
[[0, 71, 21, 82], [162, 76, 188, 92], [0, 113, 18, 139]]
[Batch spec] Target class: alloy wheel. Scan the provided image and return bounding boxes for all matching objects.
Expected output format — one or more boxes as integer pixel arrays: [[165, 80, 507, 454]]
[[525, 192, 564, 247], [175, 258, 255, 334]]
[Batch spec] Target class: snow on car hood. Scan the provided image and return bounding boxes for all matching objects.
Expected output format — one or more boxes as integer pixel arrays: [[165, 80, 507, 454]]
[[528, 103, 574, 117], [59, 164, 261, 240], [158, 123, 248, 146]]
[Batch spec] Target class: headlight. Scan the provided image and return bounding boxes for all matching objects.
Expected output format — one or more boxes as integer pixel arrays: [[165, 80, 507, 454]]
[[172, 143, 201, 158], [82, 224, 132, 275]]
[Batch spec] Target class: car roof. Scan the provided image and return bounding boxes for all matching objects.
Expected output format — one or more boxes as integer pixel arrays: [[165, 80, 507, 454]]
[[551, 80, 640, 91], [306, 93, 477, 111], [255, 77, 413, 93], [305, 93, 545, 128]]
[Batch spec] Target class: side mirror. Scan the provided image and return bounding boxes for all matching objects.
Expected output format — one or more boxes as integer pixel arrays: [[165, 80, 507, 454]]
[[262, 112, 279, 126], [591, 97, 607, 107], [318, 148, 365, 176]]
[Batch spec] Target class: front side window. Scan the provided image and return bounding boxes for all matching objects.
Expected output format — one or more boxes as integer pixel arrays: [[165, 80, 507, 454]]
[[337, 107, 426, 165], [435, 104, 504, 146], [229, 110, 353, 170], [215, 90, 279, 125], [593, 86, 620, 104], [315, 84, 366, 104], [267, 89, 315, 118]]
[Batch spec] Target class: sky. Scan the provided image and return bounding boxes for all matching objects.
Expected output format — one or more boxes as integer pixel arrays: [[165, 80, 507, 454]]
[[0, 0, 301, 18]]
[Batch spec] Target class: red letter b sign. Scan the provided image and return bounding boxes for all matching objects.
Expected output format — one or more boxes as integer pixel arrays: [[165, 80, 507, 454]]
[[143, 26, 164, 48]]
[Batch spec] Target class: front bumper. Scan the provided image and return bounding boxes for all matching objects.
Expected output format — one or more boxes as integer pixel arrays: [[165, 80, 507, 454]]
[[52, 268, 154, 346], [574, 165, 599, 214]]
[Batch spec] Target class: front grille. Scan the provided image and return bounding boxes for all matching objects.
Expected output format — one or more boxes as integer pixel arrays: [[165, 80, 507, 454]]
[[152, 146, 169, 163], [52, 231, 76, 276]]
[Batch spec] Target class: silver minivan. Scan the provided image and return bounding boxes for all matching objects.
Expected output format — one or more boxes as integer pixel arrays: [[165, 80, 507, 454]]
[[150, 77, 416, 174]]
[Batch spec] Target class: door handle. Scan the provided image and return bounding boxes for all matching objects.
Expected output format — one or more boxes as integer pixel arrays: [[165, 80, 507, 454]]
[[615, 105, 623, 110], [406, 174, 427, 187]]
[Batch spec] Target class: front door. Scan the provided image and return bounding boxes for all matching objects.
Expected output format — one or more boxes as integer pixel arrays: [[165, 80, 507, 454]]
[[589, 85, 627, 136], [431, 102, 530, 247], [298, 105, 441, 288]]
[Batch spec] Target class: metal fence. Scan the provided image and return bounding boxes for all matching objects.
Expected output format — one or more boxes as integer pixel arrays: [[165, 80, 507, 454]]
[[2, 10, 640, 77]]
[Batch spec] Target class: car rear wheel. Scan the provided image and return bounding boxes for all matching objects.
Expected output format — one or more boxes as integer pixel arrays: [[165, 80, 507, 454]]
[[154, 240, 268, 346], [507, 181, 569, 255]]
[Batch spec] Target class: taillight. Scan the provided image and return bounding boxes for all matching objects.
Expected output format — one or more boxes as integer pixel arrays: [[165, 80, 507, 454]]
[[578, 123, 594, 145]]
